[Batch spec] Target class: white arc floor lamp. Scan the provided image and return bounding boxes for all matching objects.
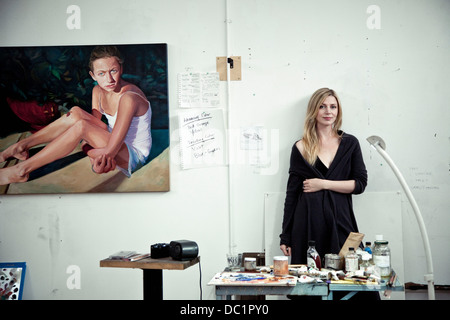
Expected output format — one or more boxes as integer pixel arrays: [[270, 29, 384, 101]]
[[367, 136, 435, 300]]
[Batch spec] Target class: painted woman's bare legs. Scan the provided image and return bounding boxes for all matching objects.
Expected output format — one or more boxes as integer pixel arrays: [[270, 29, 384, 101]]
[[0, 107, 116, 185], [0, 107, 106, 162]]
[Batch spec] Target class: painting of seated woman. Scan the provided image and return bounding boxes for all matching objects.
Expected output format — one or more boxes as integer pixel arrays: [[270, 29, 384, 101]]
[[0, 44, 169, 194]]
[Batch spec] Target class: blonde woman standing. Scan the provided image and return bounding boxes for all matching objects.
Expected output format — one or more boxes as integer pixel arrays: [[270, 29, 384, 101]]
[[280, 88, 367, 264]]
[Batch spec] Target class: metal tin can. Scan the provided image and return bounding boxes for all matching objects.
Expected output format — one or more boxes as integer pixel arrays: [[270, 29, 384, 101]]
[[324, 253, 343, 270]]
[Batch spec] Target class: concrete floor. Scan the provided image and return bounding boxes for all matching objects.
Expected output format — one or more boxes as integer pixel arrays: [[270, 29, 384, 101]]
[[405, 289, 450, 300]]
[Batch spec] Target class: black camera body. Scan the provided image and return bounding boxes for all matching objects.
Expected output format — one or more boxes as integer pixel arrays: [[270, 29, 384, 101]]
[[150, 243, 170, 258], [169, 240, 198, 261]]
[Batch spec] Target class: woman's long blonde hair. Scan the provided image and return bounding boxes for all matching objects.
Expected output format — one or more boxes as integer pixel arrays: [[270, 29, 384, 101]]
[[302, 88, 343, 165]]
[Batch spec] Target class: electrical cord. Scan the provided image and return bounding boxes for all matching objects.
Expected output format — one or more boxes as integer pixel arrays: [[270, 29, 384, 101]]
[[198, 258, 203, 300]]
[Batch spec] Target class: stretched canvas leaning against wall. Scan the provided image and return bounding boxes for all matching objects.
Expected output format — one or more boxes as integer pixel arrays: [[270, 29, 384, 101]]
[[0, 44, 169, 194]]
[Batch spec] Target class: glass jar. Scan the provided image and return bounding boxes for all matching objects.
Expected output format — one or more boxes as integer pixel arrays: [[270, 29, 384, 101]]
[[372, 235, 383, 253], [244, 257, 256, 271], [372, 240, 391, 278], [273, 256, 289, 276], [345, 247, 359, 272]]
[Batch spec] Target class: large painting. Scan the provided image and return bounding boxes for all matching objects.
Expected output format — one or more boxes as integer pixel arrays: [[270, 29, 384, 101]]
[[0, 44, 169, 194]]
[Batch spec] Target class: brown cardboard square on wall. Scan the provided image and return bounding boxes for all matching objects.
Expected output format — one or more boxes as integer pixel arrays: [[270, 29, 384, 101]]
[[216, 56, 241, 81]]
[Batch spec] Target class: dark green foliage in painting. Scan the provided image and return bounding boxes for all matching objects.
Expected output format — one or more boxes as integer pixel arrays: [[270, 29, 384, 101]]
[[0, 46, 94, 110]]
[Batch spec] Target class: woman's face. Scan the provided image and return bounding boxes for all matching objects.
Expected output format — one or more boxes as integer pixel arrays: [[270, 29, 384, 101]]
[[90, 56, 122, 92], [316, 95, 339, 127]]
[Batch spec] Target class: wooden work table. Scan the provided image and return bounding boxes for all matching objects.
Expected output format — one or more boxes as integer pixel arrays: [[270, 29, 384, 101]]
[[100, 256, 200, 300]]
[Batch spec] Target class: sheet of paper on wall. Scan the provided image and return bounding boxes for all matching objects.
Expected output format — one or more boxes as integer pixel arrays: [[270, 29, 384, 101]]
[[240, 126, 264, 151], [178, 72, 220, 108], [240, 126, 270, 167], [178, 108, 226, 169]]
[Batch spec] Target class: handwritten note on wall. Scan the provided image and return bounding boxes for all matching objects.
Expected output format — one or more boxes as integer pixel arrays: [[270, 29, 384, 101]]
[[178, 109, 226, 169], [178, 72, 220, 108]]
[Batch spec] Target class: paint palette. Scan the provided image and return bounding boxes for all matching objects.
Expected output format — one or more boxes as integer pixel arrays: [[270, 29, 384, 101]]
[[208, 272, 298, 286]]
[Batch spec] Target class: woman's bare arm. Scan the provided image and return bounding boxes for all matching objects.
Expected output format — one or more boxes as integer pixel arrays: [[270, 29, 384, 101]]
[[303, 178, 356, 193]]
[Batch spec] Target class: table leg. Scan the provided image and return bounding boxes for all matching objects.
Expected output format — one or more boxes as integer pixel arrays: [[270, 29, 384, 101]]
[[143, 269, 163, 300], [340, 291, 357, 300]]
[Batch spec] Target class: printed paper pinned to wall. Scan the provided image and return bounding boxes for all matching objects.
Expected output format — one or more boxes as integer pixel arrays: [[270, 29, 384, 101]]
[[177, 72, 220, 108]]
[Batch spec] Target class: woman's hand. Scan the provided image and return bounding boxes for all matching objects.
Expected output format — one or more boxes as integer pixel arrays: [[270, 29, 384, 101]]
[[86, 147, 117, 174], [280, 244, 291, 256], [92, 154, 116, 174], [303, 178, 325, 193]]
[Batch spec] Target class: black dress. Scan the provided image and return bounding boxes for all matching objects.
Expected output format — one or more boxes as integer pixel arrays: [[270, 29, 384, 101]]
[[280, 132, 368, 264]]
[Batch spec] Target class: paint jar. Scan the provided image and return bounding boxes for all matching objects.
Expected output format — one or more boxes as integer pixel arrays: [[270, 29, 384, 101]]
[[324, 253, 343, 270], [273, 256, 289, 276], [244, 257, 256, 271]]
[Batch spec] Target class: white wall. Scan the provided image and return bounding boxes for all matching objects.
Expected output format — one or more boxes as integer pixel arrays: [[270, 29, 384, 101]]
[[0, 0, 449, 300], [225, 0, 450, 289]]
